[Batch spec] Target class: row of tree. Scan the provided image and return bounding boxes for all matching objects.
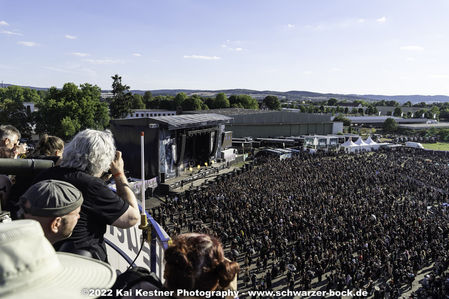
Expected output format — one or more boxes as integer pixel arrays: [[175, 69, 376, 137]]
[[325, 98, 443, 108], [108, 75, 278, 118], [0, 75, 281, 139]]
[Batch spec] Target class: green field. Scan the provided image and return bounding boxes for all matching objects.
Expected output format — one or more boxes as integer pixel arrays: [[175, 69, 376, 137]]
[[421, 142, 449, 151]]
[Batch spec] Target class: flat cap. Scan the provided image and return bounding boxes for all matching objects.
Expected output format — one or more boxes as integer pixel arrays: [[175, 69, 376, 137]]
[[19, 180, 83, 217]]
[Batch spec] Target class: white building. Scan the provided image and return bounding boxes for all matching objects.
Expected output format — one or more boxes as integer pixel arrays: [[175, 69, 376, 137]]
[[23, 102, 37, 112]]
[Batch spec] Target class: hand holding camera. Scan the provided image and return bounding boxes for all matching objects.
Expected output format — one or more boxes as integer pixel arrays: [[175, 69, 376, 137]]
[[110, 150, 125, 177]]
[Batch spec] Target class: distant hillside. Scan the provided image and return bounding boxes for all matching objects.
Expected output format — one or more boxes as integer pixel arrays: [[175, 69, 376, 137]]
[[133, 89, 449, 104], [1, 83, 48, 91], [358, 94, 449, 104], [3, 83, 449, 104]]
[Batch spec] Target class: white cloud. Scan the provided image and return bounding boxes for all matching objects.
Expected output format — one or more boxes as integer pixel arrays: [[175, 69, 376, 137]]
[[44, 66, 73, 73], [376, 16, 387, 24], [357, 18, 365, 23], [132, 53, 142, 57], [84, 58, 124, 65], [71, 52, 90, 57], [0, 20, 9, 26], [304, 24, 327, 31], [221, 41, 245, 52], [287, 24, 295, 29], [65, 34, 77, 40], [429, 74, 449, 79], [183, 55, 221, 60], [400, 45, 424, 51], [1, 30, 22, 36], [330, 67, 341, 72], [18, 41, 37, 47], [303, 71, 313, 75], [44, 65, 97, 77]]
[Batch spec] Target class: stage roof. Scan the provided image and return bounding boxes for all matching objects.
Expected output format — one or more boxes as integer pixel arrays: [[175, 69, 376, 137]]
[[149, 113, 231, 130], [112, 113, 232, 130]]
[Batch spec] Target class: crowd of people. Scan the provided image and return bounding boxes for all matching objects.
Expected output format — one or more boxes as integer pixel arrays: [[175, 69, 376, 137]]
[[156, 148, 449, 297]]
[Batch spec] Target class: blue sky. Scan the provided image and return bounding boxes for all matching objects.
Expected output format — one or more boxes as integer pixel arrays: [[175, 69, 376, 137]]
[[1, 0, 449, 95]]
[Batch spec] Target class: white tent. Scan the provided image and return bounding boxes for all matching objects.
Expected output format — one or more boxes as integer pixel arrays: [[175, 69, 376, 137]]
[[364, 136, 377, 145], [364, 136, 381, 150], [341, 139, 359, 153], [354, 137, 372, 152], [354, 137, 367, 146]]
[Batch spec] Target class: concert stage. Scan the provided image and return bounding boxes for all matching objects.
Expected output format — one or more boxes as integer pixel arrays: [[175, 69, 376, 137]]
[[110, 113, 232, 192]]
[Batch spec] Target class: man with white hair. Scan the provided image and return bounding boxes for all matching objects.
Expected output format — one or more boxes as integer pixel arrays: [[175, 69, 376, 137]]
[[34, 129, 140, 262]]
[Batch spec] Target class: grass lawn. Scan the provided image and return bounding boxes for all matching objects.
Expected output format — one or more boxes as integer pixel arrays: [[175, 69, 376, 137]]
[[421, 142, 449, 151], [379, 138, 393, 143]]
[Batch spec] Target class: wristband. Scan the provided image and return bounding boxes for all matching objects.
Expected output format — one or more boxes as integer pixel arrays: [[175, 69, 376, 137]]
[[113, 172, 122, 178]]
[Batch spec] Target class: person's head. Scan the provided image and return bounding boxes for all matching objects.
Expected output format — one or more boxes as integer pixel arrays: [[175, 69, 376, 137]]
[[0, 125, 21, 158], [36, 134, 65, 157], [19, 179, 83, 244], [163, 233, 240, 291], [0, 220, 116, 298], [0, 125, 21, 149], [60, 129, 116, 177]]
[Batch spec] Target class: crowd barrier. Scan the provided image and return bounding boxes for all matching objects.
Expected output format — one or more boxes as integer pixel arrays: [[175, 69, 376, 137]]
[[105, 205, 170, 280]]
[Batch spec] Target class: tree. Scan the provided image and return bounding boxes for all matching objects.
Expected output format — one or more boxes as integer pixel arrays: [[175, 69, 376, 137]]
[[383, 118, 398, 133], [109, 74, 133, 119], [0, 86, 38, 138], [35, 83, 109, 139], [375, 100, 386, 106], [159, 97, 175, 110], [131, 94, 145, 109], [393, 107, 402, 117], [182, 95, 203, 111], [263, 95, 280, 110], [333, 115, 351, 126], [403, 101, 412, 107], [174, 93, 187, 109], [327, 98, 338, 106], [439, 108, 449, 120], [143, 91, 153, 108], [320, 105, 325, 113], [386, 100, 399, 107], [229, 95, 259, 109], [366, 105, 379, 115], [430, 106, 439, 119], [215, 93, 230, 109], [413, 102, 427, 108]]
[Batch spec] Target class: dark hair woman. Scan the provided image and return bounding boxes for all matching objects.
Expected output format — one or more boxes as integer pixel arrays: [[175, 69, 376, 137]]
[[164, 233, 240, 293]]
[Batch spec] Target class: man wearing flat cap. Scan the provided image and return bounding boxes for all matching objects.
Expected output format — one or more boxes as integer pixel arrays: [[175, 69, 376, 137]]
[[19, 179, 83, 244]]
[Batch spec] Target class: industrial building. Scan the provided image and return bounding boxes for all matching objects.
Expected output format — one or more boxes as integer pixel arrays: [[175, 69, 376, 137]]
[[187, 109, 342, 138]]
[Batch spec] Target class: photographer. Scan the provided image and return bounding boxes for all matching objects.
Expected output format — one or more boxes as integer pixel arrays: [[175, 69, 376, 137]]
[[34, 129, 140, 262], [0, 125, 27, 159], [0, 125, 28, 210]]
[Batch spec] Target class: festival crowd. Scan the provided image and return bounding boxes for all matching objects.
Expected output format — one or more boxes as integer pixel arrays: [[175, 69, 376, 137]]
[[156, 148, 449, 298]]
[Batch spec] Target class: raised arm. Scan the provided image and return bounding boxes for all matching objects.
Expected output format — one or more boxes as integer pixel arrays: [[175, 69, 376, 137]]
[[110, 151, 140, 228]]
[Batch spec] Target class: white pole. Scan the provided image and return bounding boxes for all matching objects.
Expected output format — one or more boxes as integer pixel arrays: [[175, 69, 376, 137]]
[[140, 131, 145, 214]]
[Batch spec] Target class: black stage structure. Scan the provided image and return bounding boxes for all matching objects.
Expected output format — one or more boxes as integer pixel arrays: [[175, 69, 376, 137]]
[[110, 114, 232, 184]]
